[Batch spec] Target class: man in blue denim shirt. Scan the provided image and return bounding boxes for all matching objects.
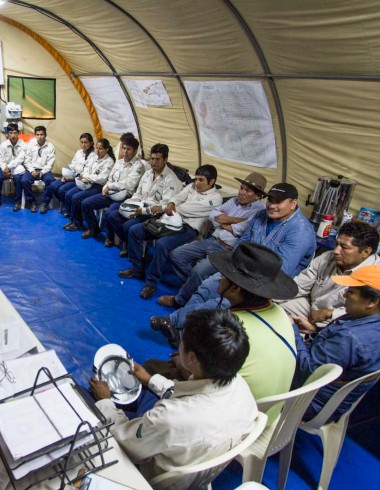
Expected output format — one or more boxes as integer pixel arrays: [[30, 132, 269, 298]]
[[292, 265, 380, 421], [151, 183, 316, 340]]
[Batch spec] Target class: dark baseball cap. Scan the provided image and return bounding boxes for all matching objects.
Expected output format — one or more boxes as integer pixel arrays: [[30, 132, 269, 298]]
[[267, 183, 298, 201]]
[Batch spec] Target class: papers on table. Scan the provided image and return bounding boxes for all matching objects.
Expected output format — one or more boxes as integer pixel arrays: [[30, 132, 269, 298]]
[[80, 473, 137, 490], [0, 350, 67, 400]]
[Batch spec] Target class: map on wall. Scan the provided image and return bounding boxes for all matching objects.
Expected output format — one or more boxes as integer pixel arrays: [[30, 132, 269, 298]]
[[184, 81, 277, 168], [80, 77, 138, 135], [124, 79, 172, 108]]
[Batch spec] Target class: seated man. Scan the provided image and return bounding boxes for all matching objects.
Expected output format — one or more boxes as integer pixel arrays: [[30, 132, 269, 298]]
[[0, 123, 27, 210], [292, 265, 380, 421], [81, 135, 145, 238], [159, 171, 267, 308], [152, 182, 316, 330], [104, 143, 182, 254], [21, 126, 55, 213], [119, 164, 223, 299], [150, 243, 299, 425], [277, 221, 380, 331], [90, 308, 259, 484]]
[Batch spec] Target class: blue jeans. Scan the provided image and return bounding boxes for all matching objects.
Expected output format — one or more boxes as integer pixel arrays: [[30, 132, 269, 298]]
[[128, 223, 198, 286], [169, 273, 230, 329], [69, 184, 103, 227], [44, 179, 75, 206], [81, 194, 121, 230], [170, 236, 225, 305], [12, 173, 24, 203], [106, 209, 150, 242], [21, 170, 55, 205]]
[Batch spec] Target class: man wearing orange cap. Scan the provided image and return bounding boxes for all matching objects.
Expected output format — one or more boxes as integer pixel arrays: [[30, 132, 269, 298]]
[[293, 265, 380, 421]]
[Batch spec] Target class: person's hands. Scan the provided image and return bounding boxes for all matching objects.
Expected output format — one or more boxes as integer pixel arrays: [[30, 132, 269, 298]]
[[102, 185, 109, 196], [150, 205, 162, 215], [221, 224, 233, 233], [32, 170, 42, 179], [129, 208, 143, 219], [129, 361, 152, 386], [89, 377, 112, 401], [293, 315, 317, 334], [309, 308, 333, 324], [166, 203, 176, 216], [3, 167, 11, 179], [61, 177, 67, 183]]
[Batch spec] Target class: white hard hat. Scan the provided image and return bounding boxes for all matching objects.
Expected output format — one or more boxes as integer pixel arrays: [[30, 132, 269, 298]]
[[160, 211, 183, 231], [93, 344, 141, 406], [119, 201, 143, 219], [61, 167, 76, 179], [75, 176, 92, 191], [109, 189, 128, 202]]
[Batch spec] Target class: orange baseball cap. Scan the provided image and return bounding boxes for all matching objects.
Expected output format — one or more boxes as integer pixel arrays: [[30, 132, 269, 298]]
[[332, 265, 380, 290]]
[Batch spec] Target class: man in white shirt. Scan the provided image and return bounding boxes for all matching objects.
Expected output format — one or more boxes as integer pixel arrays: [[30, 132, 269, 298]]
[[21, 126, 55, 213], [90, 308, 258, 484], [120, 164, 223, 299], [0, 123, 27, 211]]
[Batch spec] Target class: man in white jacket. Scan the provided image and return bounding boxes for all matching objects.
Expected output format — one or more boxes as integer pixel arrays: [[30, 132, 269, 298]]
[[119, 164, 223, 299], [21, 126, 55, 213], [90, 308, 258, 484], [277, 221, 380, 332], [0, 123, 26, 210]]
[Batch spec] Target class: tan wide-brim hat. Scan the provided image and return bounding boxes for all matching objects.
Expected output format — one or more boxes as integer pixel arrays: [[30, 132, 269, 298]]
[[234, 172, 267, 196]]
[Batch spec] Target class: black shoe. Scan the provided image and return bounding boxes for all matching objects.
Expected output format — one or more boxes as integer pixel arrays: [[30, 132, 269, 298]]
[[40, 203, 49, 214], [13, 203, 22, 212], [119, 249, 128, 258], [81, 228, 100, 239], [118, 269, 145, 279], [150, 316, 180, 348], [63, 221, 73, 229]]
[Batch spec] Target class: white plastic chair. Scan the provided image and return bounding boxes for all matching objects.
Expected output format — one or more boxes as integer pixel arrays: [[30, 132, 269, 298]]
[[21, 180, 53, 209], [234, 483, 270, 490], [299, 368, 380, 490], [235, 364, 343, 490], [149, 411, 268, 490]]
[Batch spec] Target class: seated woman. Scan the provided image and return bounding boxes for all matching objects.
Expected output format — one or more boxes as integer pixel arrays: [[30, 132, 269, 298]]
[[63, 138, 115, 232], [44, 133, 95, 213]]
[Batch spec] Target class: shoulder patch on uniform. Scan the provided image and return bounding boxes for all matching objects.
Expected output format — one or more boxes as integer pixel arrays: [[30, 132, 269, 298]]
[[170, 186, 175, 190], [136, 423, 143, 439], [209, 200, 213, 205]]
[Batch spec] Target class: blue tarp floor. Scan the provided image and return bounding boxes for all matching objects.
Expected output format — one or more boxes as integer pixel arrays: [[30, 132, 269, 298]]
[[0, 195, 379, 489]]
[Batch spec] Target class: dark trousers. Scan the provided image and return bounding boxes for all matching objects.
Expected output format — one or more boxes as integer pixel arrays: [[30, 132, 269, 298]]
[[21, 170, 55, 205]]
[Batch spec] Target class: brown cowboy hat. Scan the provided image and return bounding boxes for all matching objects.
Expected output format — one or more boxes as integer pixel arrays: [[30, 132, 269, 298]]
[[234, 172, 267, 196], [209, 242, 298, 300]]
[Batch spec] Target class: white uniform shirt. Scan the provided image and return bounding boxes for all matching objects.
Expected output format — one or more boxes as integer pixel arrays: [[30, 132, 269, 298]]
[[25, 139, 55, 174], [82, 154, 115, 186], [171, 183, 223, 234], [67, 149, 96, 176], [126, 165, 182, 214], [97, 374, 257, 483], [104, 156, 145, 197], [0, 139, 27, 175]]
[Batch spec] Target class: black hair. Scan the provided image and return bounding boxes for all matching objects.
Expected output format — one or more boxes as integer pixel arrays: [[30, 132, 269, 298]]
[[339, 222, 379, 254], [79, 133, 95, 160], [34, 126, 47, 135], [358, 285, 380, 303], [182, 309, 250, 386], [7, 123, 19, 133], [122, 136, 139, 151], [97, 138, 116, 162], [195, 164, 217, 184], [151, 143, 169, 160], [120, 132, 135, 143]]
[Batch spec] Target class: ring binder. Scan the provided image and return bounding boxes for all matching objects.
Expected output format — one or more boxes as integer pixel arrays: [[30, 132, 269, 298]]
[[0, 368, 118, 489]]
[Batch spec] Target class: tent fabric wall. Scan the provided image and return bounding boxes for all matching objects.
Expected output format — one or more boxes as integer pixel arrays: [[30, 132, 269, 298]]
[[0, 0, 379, 214]]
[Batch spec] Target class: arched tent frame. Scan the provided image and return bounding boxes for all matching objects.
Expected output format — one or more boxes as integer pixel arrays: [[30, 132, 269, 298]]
[[0, 0, 379, 215]]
